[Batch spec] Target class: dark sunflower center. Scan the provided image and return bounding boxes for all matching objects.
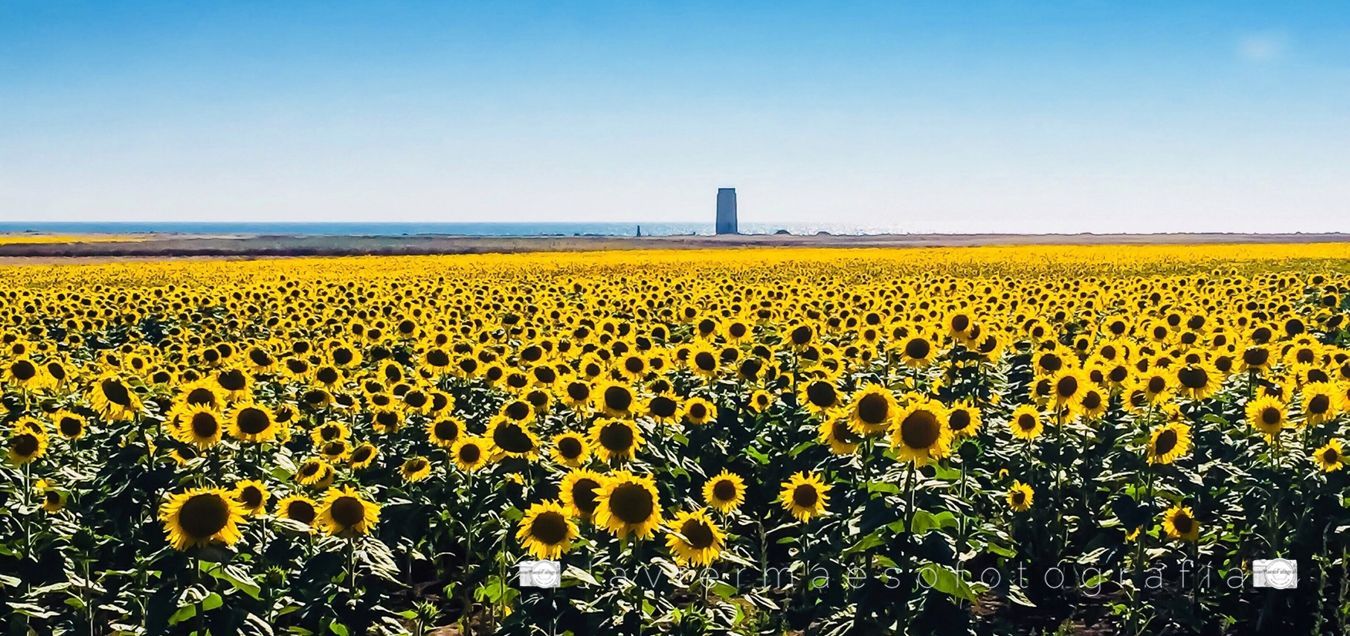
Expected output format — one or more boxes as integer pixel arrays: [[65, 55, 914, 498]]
[[1177, 367, 1208, 389], [11, 434, 39, 457], [792, 484, 819, 508], [287, 500, 316, 524], [405, 458, 428, 472], [239, 486, 263, 508], [1309, 395, 1330, 414], [59, 417, 83, 437], [1154, 429, 1178, 456], [101, 379, 132, 406], [530, 511, 569, 545], [1243, 348, 1269, 366], [504, 401, 531, 420], [434, 420, 459, 441], [624, 357, 644, 373], [1011, 491, 1026, 505], [572, 478, 600, 514], [426, 350, 450, 366], [45, 491, 62, 506], [712, 480, 737, 502], [806, 381, 837, 408], [694, 352, 717, 372], [458, 443, 482, 464], [790, 326, 812, 345], [949, 410, 971, 432], [1082, 392, 1102, 410], [352, 446, 374, 463], [236, 408, 271, 435], [1172, 514, 1194, 534], [905, 339, 931, 360], [1039, 354, 1062, 373], [558, 436, 583, 459], [330, 496, 365, 527], [1017, 414, 1037, 431], [493, 423, 534, 453], [951, 315, 970, 332], [191, 412, 220, 438], [649, 396, 678, 417], [1261, 408, 1281, 426], [567, 382, 590, 401], [857, 393, 890, 424], [609, 483, 655, 524], [218, 370, 247, 391], [604, 386, 633, 411], [899, 410, 941, 449], [11, 360, 36, 380], [599, 422, 634, 452], [681, 520, 716, 549], [1147, 377, 1166, 393], [299, 462, 321, 477], [179, 493, 230, 539], [1056, 376, 1079, 398]]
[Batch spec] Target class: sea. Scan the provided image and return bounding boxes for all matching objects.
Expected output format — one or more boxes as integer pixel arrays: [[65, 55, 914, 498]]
[[0, 222, 906, 237]]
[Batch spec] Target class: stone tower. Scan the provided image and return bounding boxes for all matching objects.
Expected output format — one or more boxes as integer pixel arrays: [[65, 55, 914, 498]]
[[715, 188, 738, 234]]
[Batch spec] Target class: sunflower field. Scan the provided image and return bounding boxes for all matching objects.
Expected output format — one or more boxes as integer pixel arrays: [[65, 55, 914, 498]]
[[1, 245, 1349, 635]]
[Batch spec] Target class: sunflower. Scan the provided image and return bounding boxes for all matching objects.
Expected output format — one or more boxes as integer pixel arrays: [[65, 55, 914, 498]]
[[317, 486, 381, 537], [159, 487, 246, 550], [644, 394, 682, 424], [1008, 405, 1044, 440], [232, 479, 271, 516], [688, 346, 721, 377], [310, 421, 350, 445], [560, 377, 593, 410], [88, 373, 142, 421], [591, 418, 642, 463], [896, 332, 938, 367], [1146, 422, 1191, 465], [1313, 439, 1344, 473], [890, 397, 953, 466], [817, 417, 862, 455], [703, 470, 746, 513], [594, 381, 637, 418], [1161, 505, 1200, 542], [666, 508, 725, 567], [499, 399, 535, 423], [1077, 386, 1109, 420], [228, 402, 281, 443], [1246, 395, 1286, 437], [173, 405, 225, 449], [423, 417, 462, 450], [276, 494, 319, 528], [8, 425, 49, 465], [747, 390, 774, 414], [486, 416, 540, 459], [946, 401, 982, 438], [49, 410, 87, 440], [1048, 368, 1090, 412], [516, 500, 579, 560], [1006, 481, 1034, 512], [349, 442, 380, 470], [452, 437, 490, 473], [682, 397, 718, 426], [799, 378, 843, 415], [779, 472, 830, 522], [551, 432, 591, 468], [294, 458, 336, 489], [846, 384, 897, 436], [3, 356, 47, 389], [1174, 362, 1221, 400], [593, 470, 663, 539], [1301, 382, 1339, 425], [559, 469, 605, 519], [40, 483, 67, 514]]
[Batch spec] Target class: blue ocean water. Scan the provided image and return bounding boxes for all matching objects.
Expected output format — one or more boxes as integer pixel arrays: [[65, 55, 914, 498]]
[[0, 221, 907, 237]]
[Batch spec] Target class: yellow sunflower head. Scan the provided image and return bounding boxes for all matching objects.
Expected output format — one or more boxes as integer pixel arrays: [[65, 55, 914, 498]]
[[594, 470, 663, 539], [665, 508, 725, 567], [778, 471, 830, 523], [516, 500, 579, 560], [702, 470, 747, 513], [159, 487, 246, 551], [317, 486, 381, 538]]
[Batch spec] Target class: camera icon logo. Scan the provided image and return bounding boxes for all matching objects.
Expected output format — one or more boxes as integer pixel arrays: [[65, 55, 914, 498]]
[[1253, 558, 1297, 589], [517, 560, 561, 588]]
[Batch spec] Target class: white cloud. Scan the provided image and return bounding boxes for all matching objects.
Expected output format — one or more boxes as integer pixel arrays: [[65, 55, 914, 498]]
[[1238, 32, 1287, 62]]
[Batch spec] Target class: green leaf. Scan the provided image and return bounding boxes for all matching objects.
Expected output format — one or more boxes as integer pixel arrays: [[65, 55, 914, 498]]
[[917, 562, 979, 602], [201, 592, 223, 612], [328, 622, 350, 636], [910, 510, 958, 535]]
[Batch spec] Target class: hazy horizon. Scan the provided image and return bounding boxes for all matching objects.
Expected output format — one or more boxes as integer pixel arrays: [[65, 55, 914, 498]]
[[3, 2, 1349, 233]]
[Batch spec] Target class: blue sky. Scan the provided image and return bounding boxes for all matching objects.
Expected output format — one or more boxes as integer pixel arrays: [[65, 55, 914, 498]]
[[2, 1, 1347, 232]]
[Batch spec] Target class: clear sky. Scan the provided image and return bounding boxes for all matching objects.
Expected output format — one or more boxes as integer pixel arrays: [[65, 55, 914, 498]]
[[2, 1, 1348, 232]]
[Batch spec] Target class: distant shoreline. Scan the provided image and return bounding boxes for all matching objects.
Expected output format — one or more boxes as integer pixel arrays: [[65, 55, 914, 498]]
[[1, 232, 1349, 262]]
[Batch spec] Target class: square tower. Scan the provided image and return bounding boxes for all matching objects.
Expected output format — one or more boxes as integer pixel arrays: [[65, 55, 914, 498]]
[[715, 188, 738, 234]]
